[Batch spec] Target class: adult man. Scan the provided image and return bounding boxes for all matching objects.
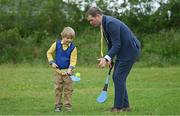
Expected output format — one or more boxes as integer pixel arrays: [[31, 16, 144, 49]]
[[86, 7, 141, 113]]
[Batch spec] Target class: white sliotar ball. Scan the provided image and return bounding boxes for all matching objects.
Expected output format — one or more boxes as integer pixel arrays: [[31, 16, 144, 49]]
[[75, 73, 80, 77]]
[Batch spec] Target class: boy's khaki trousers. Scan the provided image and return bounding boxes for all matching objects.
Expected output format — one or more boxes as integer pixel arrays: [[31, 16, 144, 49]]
[[54, 72, 73, 108]]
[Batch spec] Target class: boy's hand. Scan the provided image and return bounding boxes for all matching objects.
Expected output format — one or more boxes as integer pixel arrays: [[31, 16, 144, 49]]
[[67, 68, 73, 75], [51, 63, 58, 68]]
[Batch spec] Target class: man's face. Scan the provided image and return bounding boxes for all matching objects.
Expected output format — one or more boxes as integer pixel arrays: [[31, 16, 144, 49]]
[[87, 15, 101, 27]]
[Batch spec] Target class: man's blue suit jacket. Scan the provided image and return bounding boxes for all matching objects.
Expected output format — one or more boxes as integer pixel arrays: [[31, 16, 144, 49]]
[[102, 15, 141, 61]]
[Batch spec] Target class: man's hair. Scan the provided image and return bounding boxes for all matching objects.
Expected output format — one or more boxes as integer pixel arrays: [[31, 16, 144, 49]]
[[61, 27, 75, 39], [86, 7, 103, 17]]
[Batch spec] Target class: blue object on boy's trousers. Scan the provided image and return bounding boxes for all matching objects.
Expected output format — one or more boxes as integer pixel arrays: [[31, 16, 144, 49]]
[[70, 75, 80, 82]]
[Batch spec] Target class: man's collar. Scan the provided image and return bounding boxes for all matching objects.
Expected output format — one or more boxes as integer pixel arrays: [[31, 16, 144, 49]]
[[102, 15, 106, 30]]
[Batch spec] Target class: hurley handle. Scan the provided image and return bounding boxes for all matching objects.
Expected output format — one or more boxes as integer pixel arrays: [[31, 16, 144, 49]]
[[108, 62, 114, 75]]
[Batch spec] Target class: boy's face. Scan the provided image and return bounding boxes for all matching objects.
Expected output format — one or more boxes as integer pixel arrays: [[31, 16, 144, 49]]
[[62, 36, 73, 45]]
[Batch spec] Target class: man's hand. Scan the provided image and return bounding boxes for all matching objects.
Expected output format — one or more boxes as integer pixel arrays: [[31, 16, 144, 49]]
[[97, 58, 107, 68], [108, 61, 113, 68]]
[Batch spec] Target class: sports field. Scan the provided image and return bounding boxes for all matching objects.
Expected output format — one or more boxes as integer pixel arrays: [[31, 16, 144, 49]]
[[0, 64, 180, 115]]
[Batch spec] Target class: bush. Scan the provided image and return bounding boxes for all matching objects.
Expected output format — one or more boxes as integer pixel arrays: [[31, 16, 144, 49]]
[[0, 26, 180, 67], [0, 28, 24, 64], [141, 29, 180, 66]]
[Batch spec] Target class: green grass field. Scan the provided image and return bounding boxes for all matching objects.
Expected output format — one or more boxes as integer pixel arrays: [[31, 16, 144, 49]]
[[0, 64, 180, 115]]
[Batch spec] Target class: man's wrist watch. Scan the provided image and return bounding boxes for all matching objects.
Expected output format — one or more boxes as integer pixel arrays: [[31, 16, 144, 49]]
[[104, 58, 108, 62]]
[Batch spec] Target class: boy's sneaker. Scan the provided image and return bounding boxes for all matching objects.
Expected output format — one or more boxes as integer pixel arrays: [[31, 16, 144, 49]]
[[55, 107, 61, 112], [65, 107, 72, 112]]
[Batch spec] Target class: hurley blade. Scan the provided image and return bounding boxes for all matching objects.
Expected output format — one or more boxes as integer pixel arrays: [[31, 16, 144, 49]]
[[55, 68, 81, 82], [70, 75, 81, 82], [96, 91, 107, 103]]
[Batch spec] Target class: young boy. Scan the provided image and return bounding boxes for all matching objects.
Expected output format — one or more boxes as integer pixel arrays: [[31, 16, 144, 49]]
[[47, 27, 77, 112]]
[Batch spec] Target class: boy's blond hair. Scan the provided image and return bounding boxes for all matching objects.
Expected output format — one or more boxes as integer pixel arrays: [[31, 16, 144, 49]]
[[61, 27, 75, 39]]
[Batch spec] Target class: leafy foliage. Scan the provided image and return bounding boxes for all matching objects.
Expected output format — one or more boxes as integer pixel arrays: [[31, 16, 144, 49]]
[[0, 0, 180, 66], [0, 28, 23, 63], [141, 29, 180, 66]]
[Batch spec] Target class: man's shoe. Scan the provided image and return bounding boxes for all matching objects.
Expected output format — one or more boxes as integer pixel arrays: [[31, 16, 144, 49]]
[[55, 107, 61, 112], [123, 107, 132, 112], [111, 107, 124, 113]]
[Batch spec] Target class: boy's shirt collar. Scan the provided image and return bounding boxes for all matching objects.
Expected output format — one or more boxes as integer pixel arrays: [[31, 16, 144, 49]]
[[61, 41, 71, 47]]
